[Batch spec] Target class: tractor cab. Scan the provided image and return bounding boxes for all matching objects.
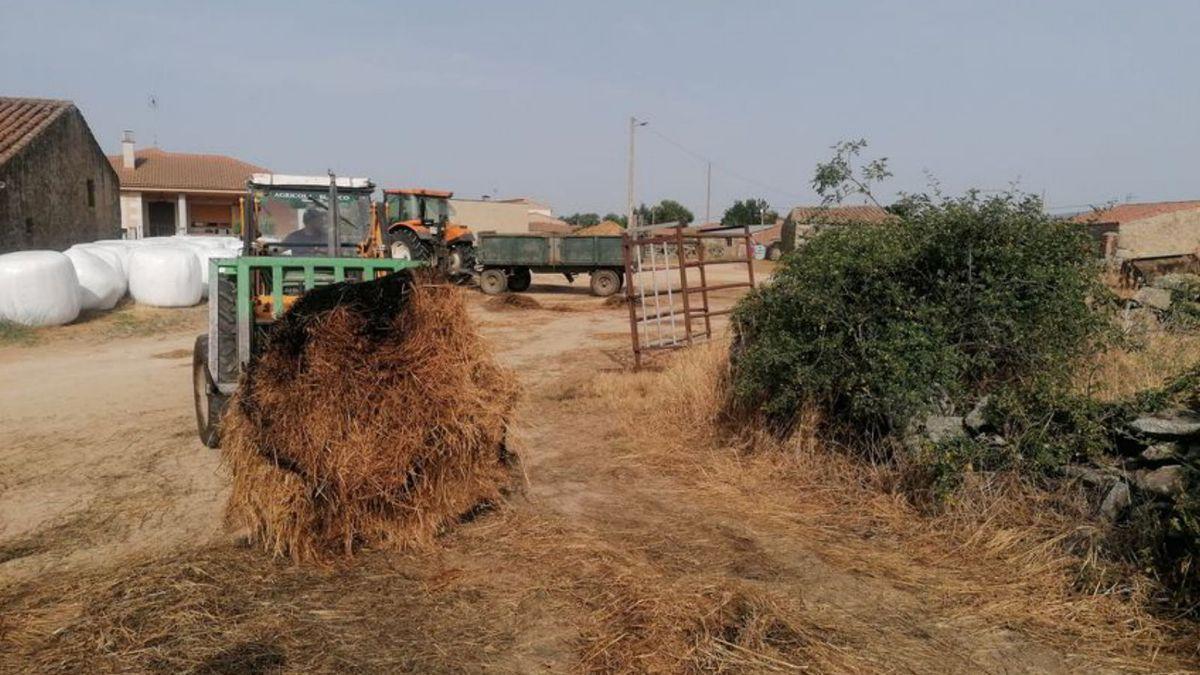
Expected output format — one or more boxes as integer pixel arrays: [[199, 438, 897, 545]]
[[246, 173, 375, 257], [383, 188, 475, 275], [385, 188, 453, 233]]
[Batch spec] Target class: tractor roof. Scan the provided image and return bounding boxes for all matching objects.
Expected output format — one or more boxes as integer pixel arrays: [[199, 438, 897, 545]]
[[250, 173, 374, 190], [384, 188, 454, 198]]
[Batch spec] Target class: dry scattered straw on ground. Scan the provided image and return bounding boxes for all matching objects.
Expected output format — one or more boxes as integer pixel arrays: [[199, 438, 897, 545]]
[[482, 293, 583, 313], [483, 293, 544, 311], [222, 273, 518, 562], [590, 341, 1200, 670], [0, 510, 867, 673]]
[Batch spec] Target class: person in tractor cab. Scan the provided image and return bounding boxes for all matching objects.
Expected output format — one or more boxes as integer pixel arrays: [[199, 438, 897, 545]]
[[282, 208, 329, 246]]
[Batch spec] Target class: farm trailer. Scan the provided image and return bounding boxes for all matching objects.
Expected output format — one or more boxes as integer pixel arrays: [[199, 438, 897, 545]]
[[475, 233, 624, 297]]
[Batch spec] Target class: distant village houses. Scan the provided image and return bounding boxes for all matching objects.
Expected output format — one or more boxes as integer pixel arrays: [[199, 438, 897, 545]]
[[107, 133, 265, 239], [0, 97, 120, 254]]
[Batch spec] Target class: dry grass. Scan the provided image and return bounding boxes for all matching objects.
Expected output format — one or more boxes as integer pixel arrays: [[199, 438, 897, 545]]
[[223, 274, 518, 562], [588, 341, 1200, 670], [1076, 330, 1200, 401]]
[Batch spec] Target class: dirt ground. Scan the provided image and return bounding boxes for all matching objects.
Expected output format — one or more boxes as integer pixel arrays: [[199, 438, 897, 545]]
[[0, 266, 1194, 673]]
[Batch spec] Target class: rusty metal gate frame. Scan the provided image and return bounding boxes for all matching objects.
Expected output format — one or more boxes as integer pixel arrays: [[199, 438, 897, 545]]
[[621, 222, 757, 369]]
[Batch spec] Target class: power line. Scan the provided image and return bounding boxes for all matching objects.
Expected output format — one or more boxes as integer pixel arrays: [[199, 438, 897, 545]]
[[642, 126, 810, 203]]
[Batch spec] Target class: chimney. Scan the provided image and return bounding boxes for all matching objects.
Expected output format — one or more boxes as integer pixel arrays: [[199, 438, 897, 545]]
[[121, 130, 135, 169]]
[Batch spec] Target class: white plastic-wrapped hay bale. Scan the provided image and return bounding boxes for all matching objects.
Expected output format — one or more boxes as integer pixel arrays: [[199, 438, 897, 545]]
[[0, 251, 81, 326], [88, 240, 135, 277], [64, 248, 125, 311], [70, 244, 126, 284], [192, 247, 237, 297], [128, 246, 202, 307]]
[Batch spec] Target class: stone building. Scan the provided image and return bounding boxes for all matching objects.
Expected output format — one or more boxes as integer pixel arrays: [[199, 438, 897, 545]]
[[777, 204, 895, 256], [1071, 201, 1200, 260], [108, 134, 266, 238], [0, 97, 121, 253]]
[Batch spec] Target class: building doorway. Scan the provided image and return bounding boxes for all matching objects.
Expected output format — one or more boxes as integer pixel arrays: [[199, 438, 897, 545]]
[[146, 201, 176, 237]]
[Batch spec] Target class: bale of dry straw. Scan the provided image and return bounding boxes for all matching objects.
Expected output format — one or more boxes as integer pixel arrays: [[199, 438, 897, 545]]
[[222, 272, 518, 561]]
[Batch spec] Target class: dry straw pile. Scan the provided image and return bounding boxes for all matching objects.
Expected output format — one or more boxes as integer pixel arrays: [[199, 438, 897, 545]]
[[222, 272, 517, 561]]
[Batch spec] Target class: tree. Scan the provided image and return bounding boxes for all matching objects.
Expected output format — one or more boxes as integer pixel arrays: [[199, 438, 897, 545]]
[[634, 200, 694, 227], [602, 213, 628, 227], [561, 213, 601, 227], [722, 198, 778, 226], [811, 138, 892, 207]]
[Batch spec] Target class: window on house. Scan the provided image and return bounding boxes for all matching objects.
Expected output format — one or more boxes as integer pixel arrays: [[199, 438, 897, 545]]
[[86, 179, 95, 208]]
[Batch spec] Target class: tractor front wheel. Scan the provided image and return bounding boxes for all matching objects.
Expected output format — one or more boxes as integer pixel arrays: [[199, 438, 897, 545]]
[[479, 269, 508, 295], [193, 335, 227, 449]]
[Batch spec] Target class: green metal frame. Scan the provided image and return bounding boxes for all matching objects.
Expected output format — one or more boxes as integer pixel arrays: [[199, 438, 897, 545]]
[[208, 256, 423, 393]]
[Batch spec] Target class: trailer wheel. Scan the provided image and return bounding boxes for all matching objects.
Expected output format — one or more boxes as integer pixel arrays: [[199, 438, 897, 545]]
[[508, 267, 532, 292], [590, 269, 622, 297], [193, 335, 227, 449], [479, 269, 508, 295]]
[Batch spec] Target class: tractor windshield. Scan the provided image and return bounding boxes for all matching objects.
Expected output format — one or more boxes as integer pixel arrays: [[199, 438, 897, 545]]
[[387, 193, 451, 225], [254, 188, 372, 255]]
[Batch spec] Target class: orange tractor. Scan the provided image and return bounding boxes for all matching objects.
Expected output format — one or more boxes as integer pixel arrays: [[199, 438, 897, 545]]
[[377, 188, 475, 277]]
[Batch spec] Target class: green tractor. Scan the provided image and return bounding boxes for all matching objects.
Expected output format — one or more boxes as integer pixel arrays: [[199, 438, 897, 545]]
[[192, 173, 422, 448]]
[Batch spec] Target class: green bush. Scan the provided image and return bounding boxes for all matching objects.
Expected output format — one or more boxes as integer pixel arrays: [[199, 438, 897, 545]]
[[730, 191, 1114, 447]]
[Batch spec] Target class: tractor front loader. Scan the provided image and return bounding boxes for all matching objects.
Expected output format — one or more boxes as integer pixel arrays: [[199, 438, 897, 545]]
[[192, 173, 423, 447]]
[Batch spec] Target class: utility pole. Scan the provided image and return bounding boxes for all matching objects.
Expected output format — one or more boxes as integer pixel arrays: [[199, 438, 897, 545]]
[[705, 161, 711, 226], [627, 116, 646, 229]]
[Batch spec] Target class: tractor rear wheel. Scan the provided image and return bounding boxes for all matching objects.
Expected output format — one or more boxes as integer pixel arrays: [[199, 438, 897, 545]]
[[479, 269, 508, 295], [390, 229, 429, 261], [508, 267, 532, 292], [590, 269, 622, 297], [193, 335, 227, 449]]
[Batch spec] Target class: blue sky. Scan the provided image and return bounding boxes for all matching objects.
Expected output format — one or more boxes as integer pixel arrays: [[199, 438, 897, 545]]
[[3, 1, 1197, 218]]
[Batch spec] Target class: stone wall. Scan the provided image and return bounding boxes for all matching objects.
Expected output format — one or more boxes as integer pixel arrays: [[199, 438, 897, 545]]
[[0, 108, 121, 253]]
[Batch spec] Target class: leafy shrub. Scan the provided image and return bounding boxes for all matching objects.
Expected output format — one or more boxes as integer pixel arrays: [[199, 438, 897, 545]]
[[730, 191, 1115, 450]]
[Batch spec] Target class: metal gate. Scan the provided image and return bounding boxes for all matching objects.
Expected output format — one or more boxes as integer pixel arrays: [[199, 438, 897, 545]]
[[620, 222, 757, 368]]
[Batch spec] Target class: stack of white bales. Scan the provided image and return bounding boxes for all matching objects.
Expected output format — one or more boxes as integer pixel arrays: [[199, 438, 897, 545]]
[[0, 236, 242, 327]]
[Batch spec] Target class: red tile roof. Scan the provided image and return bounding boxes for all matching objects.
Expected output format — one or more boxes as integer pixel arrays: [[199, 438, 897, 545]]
[[107, 147, 266, 193], [1068, 200, 1200, 225], [787, 204, 895, 224], [0, 96, 73, 166]]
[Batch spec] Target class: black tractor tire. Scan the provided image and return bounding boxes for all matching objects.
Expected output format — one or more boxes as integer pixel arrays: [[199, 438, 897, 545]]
[[193, 335, 227, 449], [508, 267, 532, 292], [590, 269, 622, 297], [389, 228, 430, 262], [479, 269, 508, 295]]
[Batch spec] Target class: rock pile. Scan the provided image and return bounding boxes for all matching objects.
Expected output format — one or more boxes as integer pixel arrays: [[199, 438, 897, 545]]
[[907, 397, 1194, 522], [1123, 273, 1200, 331]]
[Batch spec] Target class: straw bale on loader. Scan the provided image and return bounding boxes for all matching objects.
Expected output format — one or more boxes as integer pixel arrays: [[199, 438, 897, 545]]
[[221, 272, 518, 561]]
